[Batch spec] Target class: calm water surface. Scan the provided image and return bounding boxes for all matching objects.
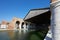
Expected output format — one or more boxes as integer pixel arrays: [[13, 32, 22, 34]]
[[0, 30, 45, 40]]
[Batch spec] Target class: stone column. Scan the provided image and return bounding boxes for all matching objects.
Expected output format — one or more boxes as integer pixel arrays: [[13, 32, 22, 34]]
[[19, 22, 22, 29], [23, 23, 26, 30], [51, 0, 60, 40]]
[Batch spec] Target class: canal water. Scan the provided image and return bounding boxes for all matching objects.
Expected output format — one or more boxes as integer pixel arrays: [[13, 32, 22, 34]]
[[0, 30, 46, 40]]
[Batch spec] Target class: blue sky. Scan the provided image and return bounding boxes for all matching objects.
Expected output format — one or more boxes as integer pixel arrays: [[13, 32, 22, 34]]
[[0, 0, 50, 22]]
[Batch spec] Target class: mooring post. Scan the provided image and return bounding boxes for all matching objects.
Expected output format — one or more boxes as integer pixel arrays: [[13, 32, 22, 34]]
[[51, 0, 60, 40]]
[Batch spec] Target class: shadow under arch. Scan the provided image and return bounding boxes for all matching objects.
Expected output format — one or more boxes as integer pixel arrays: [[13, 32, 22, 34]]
[[16, 21, 20, 29], [21, 22, 24, 29]]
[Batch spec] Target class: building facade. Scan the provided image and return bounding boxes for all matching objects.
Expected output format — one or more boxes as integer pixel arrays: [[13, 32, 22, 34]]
[[0, 17, 31, 30]]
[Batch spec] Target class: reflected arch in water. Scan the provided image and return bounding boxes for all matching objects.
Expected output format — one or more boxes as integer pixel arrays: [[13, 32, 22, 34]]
[[19, 29, 28, 34]]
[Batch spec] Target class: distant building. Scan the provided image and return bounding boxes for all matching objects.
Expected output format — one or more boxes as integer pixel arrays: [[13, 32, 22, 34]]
[[0, 20, 8, 29], [0, 17, 30, 30]]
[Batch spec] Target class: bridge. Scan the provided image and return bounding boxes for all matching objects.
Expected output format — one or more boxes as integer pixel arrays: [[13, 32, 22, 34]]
[[24, 8, 51, 31]]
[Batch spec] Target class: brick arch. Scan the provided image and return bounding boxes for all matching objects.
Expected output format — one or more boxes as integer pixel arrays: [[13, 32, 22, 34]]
[[16, 21, 20, 25], [15, 21, 20, 29]]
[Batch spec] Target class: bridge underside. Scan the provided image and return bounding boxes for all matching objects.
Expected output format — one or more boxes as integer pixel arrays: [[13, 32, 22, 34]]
[[24, 11, 51, 32], [25, 11, 51, 25]]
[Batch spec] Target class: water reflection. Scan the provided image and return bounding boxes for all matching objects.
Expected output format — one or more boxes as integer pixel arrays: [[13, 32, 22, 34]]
[[0, 30, 46, 40], [0, 31, 10, 40], [0, 30, 28, 40]]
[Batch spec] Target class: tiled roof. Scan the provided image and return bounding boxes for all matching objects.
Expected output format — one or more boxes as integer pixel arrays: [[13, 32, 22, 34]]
[[24, 8, 50, 20]]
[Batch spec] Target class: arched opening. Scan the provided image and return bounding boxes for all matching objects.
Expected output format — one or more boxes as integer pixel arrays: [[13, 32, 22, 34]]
[[21, 22, 24, 29], [16, 21, 20, 29]]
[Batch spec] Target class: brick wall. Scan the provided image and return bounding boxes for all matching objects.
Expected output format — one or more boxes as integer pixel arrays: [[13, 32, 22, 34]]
[[51, 0, 57, 2]]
